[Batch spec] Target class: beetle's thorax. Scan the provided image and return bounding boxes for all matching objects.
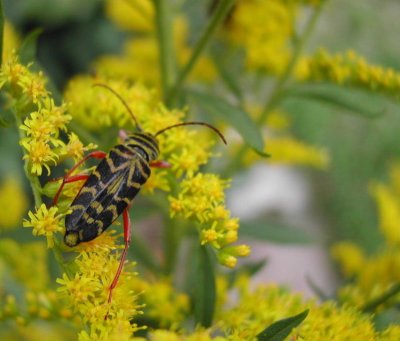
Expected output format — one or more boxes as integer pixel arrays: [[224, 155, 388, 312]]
[[125, 131, 159, 162]]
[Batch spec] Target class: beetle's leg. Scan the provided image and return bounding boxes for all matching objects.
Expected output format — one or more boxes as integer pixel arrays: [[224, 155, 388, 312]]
[[150, 160, 171, 168], [107, 208, 132, 304], [52, 151, 107, 206], [52, 175, 90, 205]]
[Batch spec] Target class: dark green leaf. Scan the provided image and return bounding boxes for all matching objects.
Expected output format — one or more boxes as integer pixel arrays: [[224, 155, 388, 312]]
[[211, 49, 243, 101], [286, 84, 385, 119], [193, 245, 216, 327], [257, 309, 309, 341], [240, 221, 313, 244], [19, 28, 43, 64], [189, 90, 268, 156]]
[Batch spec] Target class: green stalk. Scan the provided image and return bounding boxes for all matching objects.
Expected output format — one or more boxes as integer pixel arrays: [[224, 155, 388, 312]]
[[257, 1, 326, 124], [154, 0, 176, 100], [0, 0, 4, 66], [224, 2, 326, 175], [167, 0, 235, 104], [16, 117, 43, 207]]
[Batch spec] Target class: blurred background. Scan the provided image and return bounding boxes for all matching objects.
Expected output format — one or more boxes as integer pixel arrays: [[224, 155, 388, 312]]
[[2, 0, 400, 299]]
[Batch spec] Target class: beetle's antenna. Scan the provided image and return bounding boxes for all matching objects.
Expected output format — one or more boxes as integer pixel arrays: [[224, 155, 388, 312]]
[[93, 83, 142, 131], [155, 122, 227, 145]]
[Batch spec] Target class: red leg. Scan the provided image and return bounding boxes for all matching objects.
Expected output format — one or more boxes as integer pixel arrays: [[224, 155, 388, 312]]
[[52, 151, 106, 206], [107, 208, 132, 304], [150, 160, 171, 168]]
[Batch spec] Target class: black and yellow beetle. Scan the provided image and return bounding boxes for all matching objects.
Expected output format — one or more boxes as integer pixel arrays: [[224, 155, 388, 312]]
[[52, 84, 226, 304]]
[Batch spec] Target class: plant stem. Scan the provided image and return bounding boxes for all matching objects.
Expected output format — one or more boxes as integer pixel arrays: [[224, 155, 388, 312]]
[[257, 1, 326, 124], [167, 0, 235, 105], [154, 0, 176, 101], [224, 2, 326, 176], [164, 218, 179, 275], [16, 117, 43, 207]]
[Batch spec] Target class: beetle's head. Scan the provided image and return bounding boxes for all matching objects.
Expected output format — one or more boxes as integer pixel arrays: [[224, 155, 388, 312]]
[[127, 131, 159, 162], [64, 231, 80, 247]]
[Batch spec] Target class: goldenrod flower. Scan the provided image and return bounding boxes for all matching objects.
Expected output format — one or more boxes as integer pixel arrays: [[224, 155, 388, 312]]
[[60, 132, 97, 161], [169, 174, 248, 265], [23, 204, 64, 247], [370, 182, 400, 245], [331, 242, 365, 277], [298, 48, 400, 99], [226, 0, 294, 74], [57, 243, 143, 339], [21, 139, 59, 176], [332, 164, 400, 309]]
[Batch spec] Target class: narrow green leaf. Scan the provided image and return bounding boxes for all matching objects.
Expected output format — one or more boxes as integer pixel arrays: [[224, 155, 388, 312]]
[[19, 28, 43, 64], [189, 90, 268, 156], [305, 274, 329, 301], [257, 309, 309, 341], [362, 283, 400, 313], [286, 84, 385, 119], [193, 245, 216, 327], [240, 221, 313, 244]]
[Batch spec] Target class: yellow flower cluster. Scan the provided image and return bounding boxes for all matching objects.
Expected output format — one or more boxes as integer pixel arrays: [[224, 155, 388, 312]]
[[169, 173, 249, 267], [129, 276, 399, 340], [332, 163, 400, 309], [0, 55, 96, 176], [57, 231, 143, 341], [128, 277, 189, 328], [226, 0, 295, 74], [0, 177, 27, 228], [96, 1, 216, 87], [298, 48, 400, 99], [23, 204, 64, 248]]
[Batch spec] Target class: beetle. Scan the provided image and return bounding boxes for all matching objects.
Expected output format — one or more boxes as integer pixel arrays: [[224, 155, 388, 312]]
[[52, 84, 226, 305]]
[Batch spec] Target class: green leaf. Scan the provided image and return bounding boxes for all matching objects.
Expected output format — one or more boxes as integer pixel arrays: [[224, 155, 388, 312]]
[[286, 84, 385, 119], [193, 245, 216, 327], [211, 48, 243, 101], [240, 221, 313, 244], [19, 28, 43, 64], [189, 90, 268, 156], [257, 309, 309, 341]]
